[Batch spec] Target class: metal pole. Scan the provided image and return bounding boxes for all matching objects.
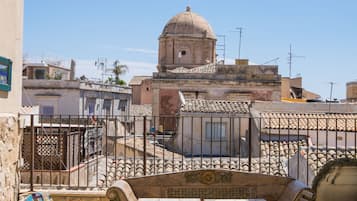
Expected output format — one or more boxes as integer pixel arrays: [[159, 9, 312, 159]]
[[289, 44, 292, 78], [248, 117, 252, 172], [30, 114, 34, 192], [237, 27, 243, 59], [143, 116, 147, 176], [328, 82, 334, 112]]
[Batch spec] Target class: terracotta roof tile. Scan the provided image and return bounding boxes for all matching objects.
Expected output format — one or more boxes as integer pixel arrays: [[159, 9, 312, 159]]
[[181, 99, 249, 114], [261, 112, 357, 132]]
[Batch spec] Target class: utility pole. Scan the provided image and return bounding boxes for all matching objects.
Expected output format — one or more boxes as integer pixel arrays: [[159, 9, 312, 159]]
[[287, 44, 304, 78], [328, 82, 335, 112], [236, 27, 243, 59]]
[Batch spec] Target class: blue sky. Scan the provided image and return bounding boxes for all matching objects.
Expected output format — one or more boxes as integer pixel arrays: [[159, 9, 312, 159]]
[[24, 0, 357, 100]]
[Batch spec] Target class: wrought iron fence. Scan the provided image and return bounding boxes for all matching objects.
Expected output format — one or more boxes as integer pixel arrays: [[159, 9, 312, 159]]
[[20, 114, 357, 191]]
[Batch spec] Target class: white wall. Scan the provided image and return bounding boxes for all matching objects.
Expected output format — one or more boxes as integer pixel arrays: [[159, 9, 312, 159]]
[[175, 115, 249, 156], [23, 88, 80, 115], [0, 0, 23, 114]]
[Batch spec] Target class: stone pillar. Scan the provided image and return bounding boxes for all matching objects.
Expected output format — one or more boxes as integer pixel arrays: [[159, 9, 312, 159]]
[[0, 115, 20, 201], [152, 87, 160, 129]]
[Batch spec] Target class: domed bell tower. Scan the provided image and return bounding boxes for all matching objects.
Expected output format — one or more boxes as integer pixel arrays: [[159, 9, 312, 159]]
[[158, 7, 216, 72]]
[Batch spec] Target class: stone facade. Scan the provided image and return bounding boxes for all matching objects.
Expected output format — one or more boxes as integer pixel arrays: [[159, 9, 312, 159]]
[[129, 76, 152, 105], [0, 0, 23, 200], [106, 169, 313, 201], [0, 115, 21, 201], [159, 37, 216, 71], [152, 64, 281, 129], [153, 7, 282, 132], [158, 7, 216, 72]]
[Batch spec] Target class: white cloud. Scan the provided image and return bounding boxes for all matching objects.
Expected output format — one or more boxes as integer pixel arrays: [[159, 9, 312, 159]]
[[124, 48, 158, 55]]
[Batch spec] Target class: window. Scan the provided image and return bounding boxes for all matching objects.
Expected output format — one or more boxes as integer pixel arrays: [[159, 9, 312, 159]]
[[103, 99, 111, 114], [86, 98, 96, 115], [35, 69, 46, 79], [37, 136, 60, 156], [181, 50, 186, 56], [0, 56, 12, 91], [54, 71, 63, 80], [41, 105, 54, 115], [119, 99, 127, 111], [205, 122, 226, 140]]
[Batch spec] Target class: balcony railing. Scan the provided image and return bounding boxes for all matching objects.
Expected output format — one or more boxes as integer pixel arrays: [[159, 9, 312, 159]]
[[20, 114, 357, 191]]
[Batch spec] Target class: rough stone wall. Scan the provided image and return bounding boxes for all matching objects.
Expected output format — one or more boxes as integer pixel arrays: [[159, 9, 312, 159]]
[[347, 82, 357, 102], [140, 79, 152, 105], [0, 115, 20, 201], [49, 191, 108, 201], [159, 37, 216, 71], [131, 85, 142, 104]]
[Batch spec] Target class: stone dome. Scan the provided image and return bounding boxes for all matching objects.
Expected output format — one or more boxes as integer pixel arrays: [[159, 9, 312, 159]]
[[160, 6, 216, 39]]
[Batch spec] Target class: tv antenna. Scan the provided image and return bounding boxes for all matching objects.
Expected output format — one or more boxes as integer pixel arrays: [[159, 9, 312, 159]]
[[236, 27, 243, 59], [95, 57, 112, 83], [288, 44, 304, 78], [328, 81, 336, 112], [261, 57, 279, 65], [229, 27, 243, 59], [216, 34, 226, 63]]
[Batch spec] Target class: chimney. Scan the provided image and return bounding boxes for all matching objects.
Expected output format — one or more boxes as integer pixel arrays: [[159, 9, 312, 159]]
[[235, 59, 249, 65], [70, 59, 76, 80]]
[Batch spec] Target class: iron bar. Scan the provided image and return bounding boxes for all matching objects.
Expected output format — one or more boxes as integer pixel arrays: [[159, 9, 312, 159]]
[[30, 115, 34, 192], [68, 116, 71, 187], [181, 115, 184, 171], [297, 118, 300, 180], [143, 116, 147, 176], [133, 116, 136, 176], [50, 115, 53, 187], [77, 115, 81, 187], [287, 118, 290, 177], [248, 117, 252, 172], [105, 115, 108, 187]]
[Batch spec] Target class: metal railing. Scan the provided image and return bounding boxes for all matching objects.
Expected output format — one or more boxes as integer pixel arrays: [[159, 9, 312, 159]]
[[20, 114, 357, 191]]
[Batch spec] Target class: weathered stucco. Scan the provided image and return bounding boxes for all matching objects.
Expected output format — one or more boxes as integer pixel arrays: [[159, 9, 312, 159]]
[[0, 0, 23, 113], [0, 115, 21, 201]]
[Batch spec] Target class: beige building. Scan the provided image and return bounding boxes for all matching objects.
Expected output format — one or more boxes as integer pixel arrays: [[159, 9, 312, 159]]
[[129, 76, 152, 105], [23, 80, 131, 116], [0, 0, 23, 200], [153, 7, 281, 131], [346, 81, 357, 102], [174, 95, 250, 156], [0, 0, 23, 113], [281, 77, 320, 101], [23, 61, 74, 80]]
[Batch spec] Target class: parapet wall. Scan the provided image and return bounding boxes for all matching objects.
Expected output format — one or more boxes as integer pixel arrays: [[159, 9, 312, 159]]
[[0, 115, 20, 201], [252, 101, 357, 113]]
